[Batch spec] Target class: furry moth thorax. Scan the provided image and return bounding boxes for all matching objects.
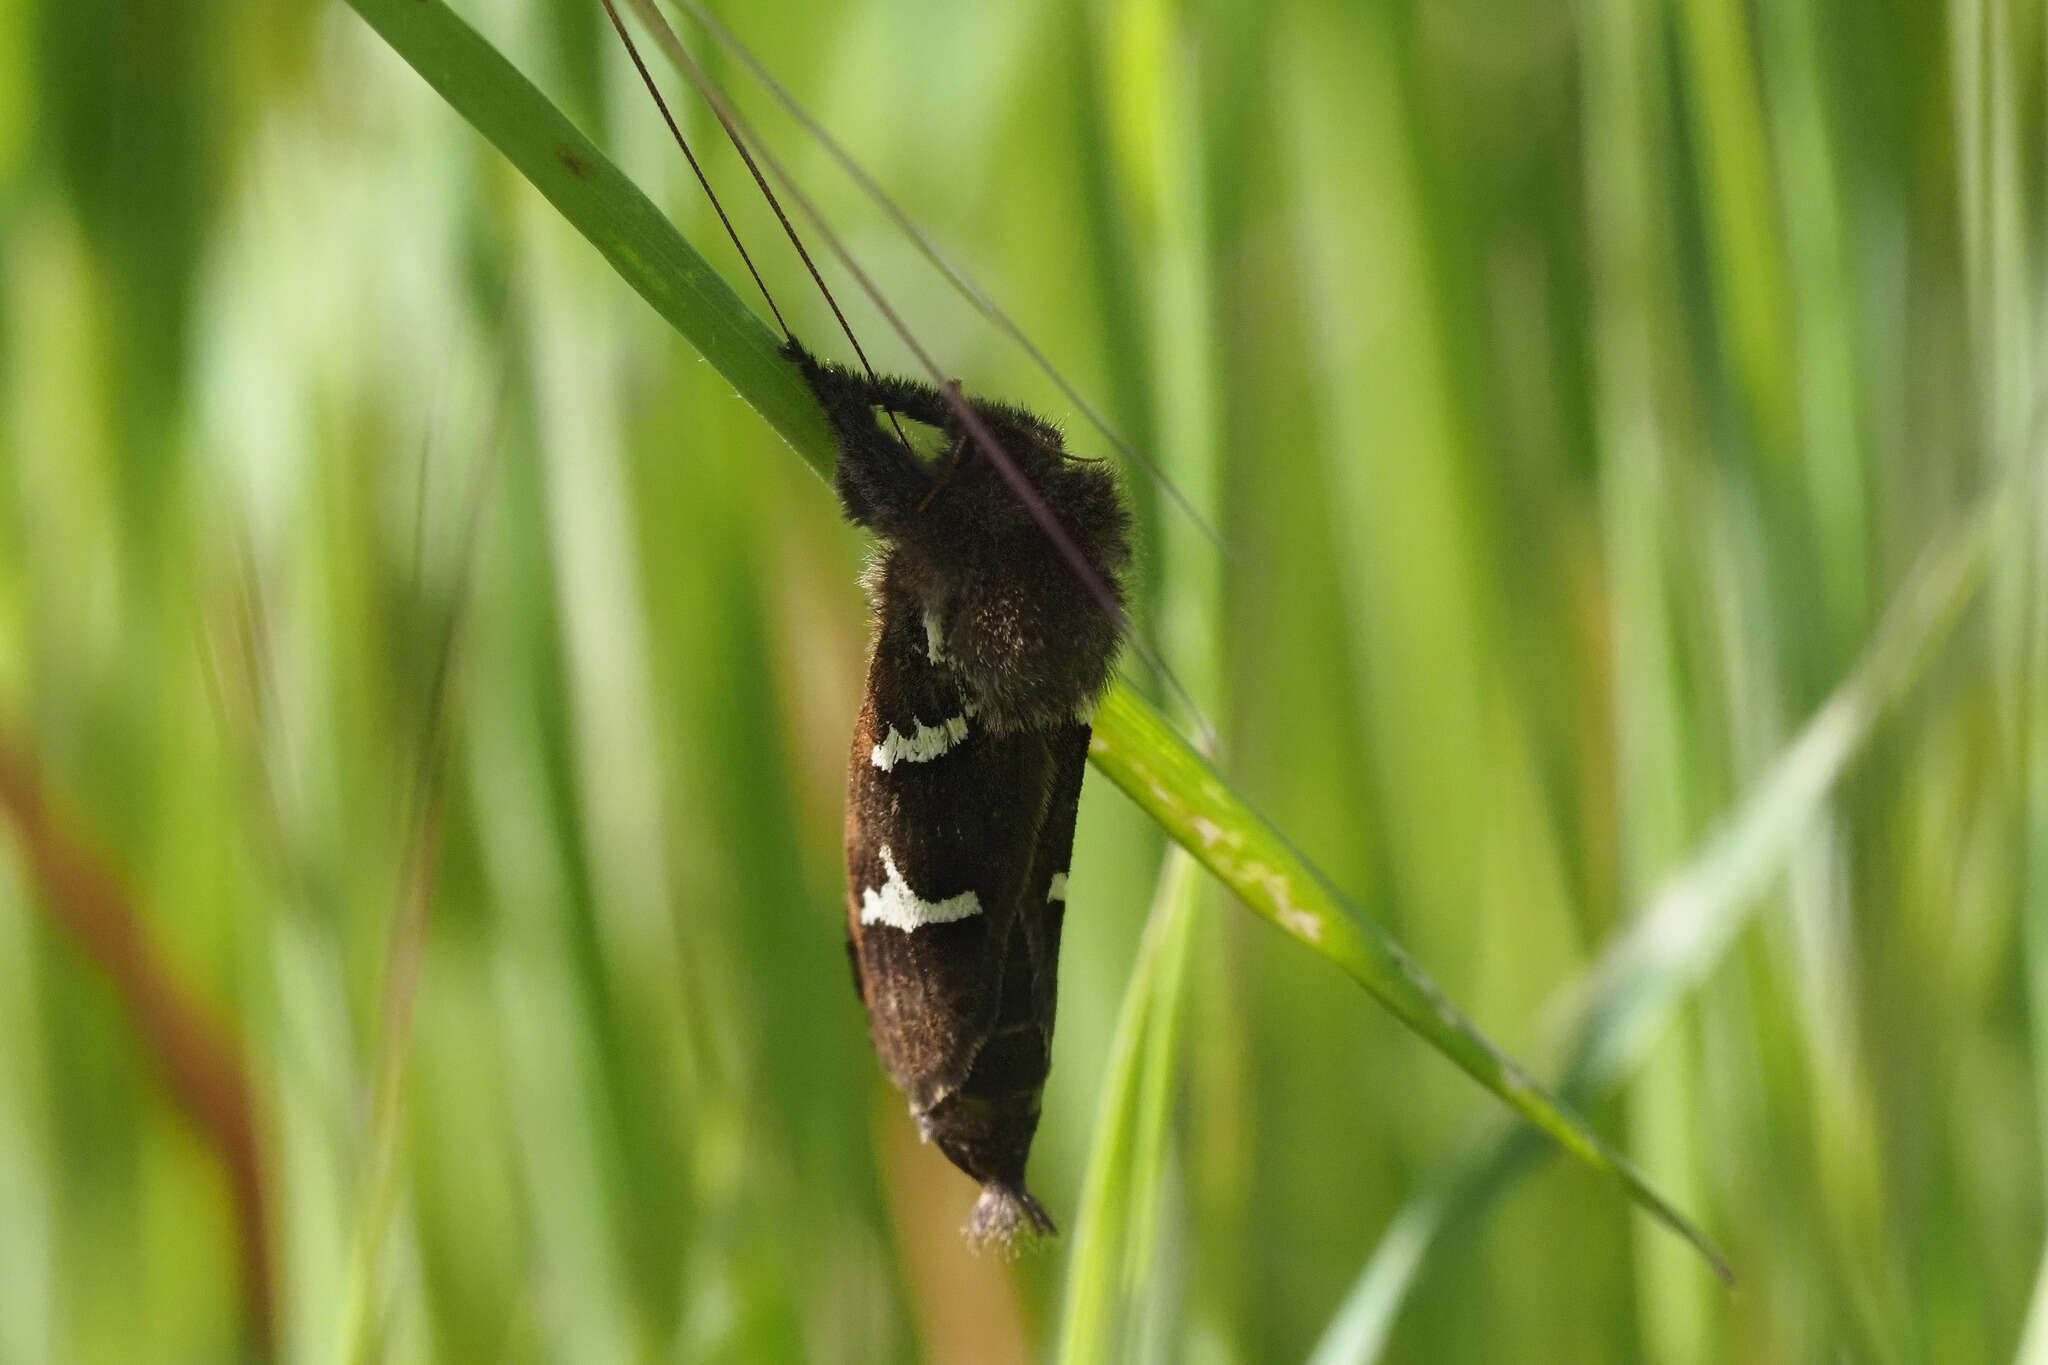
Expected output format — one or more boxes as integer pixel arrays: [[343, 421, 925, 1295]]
[[786, 339, 1132, 733], [787, 336, 1131, 1247]]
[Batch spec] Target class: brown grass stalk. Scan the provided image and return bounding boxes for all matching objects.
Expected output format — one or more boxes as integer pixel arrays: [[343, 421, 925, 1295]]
[[0, 736, 275, 1359]]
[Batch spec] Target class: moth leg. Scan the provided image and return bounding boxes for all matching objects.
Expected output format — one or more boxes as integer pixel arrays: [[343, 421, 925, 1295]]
[[782, 338, 931, 532], [863, 377, 1059, 510], [860, 369, 962, 430], [780, 336, 952, 426]]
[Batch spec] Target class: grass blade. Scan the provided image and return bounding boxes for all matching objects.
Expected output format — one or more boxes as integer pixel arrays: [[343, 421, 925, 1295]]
[[1084, 686, 1728, 1275], [1055, 848, 1202, 1365]]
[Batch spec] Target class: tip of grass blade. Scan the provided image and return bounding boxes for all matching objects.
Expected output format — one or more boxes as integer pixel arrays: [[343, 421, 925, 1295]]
[[1617, 1161, 1733, 1284]]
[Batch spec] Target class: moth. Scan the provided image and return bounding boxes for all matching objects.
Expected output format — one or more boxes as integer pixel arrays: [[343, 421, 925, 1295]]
[[785, 337, 1132, 1246]]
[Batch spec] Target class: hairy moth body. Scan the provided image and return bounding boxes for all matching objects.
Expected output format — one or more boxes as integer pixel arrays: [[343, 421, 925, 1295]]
[[787, 338, 1130, 1247]]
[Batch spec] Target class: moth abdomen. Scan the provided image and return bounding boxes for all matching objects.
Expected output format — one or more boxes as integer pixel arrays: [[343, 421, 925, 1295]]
[[930, 1094, 1058, 1248], [921, 1018, 1057, 1248], [968, 1184, 1057, 1250]]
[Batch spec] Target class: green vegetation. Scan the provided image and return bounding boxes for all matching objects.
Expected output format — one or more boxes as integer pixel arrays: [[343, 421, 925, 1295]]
[[0, 0, 2040, 1360]]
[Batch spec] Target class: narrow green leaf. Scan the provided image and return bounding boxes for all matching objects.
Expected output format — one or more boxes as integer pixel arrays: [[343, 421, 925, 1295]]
[[1086, 687, 1727, 1276], [341, 0, 1724, 1271], [1056, 849, 1202, 1365]]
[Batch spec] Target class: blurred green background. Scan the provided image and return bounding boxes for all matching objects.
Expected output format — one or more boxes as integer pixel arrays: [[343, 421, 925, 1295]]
[[1, 0, 2043, 1360]]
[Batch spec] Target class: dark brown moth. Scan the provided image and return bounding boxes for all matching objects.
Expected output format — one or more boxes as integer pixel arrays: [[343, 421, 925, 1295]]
[[785, 337, 1131, 1247]]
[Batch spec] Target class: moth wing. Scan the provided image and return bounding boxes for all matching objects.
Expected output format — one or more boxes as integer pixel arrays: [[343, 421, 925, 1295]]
[[936, 718, 1087, 1123], [844, 650, 1056, 1114], [1014, 721, 1090, 1031]]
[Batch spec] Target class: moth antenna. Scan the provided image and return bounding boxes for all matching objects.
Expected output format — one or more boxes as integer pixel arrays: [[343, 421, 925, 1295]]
[[618, 0, 1221, 752], [596, 0, 790, 339], [666, 0, 1231, 560], [599, 0, 915, 454]]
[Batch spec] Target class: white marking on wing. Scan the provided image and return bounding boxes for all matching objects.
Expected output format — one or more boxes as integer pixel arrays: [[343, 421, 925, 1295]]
[[1047, 872, 1068, 903], [860, 846, 983, 930], [869, 712, 971, 769], [923, 611, 947, 664]]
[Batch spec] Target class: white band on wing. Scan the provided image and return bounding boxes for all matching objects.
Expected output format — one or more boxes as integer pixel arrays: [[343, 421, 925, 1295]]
[[869, 712, 971, 770], [860, 846, 983, 930]]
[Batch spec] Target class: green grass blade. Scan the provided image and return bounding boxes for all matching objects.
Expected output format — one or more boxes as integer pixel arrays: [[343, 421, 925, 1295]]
[[1308, 491, 2006, 1363], [1055, 848, 1202, 1365], [342, 0, 1723, 1272], [1085, 687, 1726, 1275], [2016, 464, 2048, 1364]]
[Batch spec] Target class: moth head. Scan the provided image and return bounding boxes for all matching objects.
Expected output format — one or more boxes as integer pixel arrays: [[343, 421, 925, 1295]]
[[911, 400, 1100, 533]]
